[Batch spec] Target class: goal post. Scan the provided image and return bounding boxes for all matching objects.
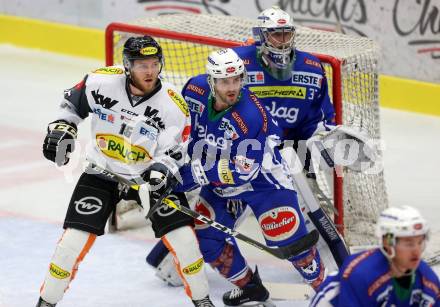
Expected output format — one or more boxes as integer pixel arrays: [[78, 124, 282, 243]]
[[104, 14, 387, 247]]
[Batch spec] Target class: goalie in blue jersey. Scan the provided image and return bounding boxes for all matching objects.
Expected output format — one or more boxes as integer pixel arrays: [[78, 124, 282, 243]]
[[311, 206, 440, 307]]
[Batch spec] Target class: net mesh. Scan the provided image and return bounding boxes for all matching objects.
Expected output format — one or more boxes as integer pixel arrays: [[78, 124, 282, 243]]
[[107, 14, 387, 246]]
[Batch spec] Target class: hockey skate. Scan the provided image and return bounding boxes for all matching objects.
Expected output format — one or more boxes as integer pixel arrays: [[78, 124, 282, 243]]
[[192, 295, 215, 307], [36, 297, 56, 307], [223, 267, 275, 307]]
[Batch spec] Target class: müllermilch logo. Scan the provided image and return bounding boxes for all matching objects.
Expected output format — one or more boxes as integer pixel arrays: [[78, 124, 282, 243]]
[[259, 206, 300, 241], [96, 134, 151, 163]]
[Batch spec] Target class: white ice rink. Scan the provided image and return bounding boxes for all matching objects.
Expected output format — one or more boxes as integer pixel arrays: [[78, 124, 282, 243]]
[[0, 45, 439, 307]]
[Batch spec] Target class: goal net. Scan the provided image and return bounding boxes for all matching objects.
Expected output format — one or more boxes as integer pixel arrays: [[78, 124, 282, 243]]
[[105, 14, 388, 247]]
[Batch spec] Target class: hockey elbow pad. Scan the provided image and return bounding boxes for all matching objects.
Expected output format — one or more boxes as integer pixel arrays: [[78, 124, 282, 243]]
[[43, 120, 77, 166]]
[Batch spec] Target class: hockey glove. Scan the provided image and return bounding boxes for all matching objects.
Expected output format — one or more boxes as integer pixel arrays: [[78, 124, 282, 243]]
[[43, 120, 78, 166], [142, 162, 177, 200], [307, 125, 379, 172]]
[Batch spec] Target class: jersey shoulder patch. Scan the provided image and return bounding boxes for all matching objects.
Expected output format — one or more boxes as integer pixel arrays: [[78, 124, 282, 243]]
[[167, 88, 189, 117], [92, 66, 124, 75]]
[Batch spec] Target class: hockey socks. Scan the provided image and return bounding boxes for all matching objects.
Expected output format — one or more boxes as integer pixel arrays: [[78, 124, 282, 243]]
[[40, 228, 96, 304], [162, 226, 210, 301]]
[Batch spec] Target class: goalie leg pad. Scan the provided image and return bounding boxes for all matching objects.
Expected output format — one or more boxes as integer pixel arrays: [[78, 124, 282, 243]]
[[40, 228, 96, 304], [162, 226, 209, 301], [64, 173, 117, 236]]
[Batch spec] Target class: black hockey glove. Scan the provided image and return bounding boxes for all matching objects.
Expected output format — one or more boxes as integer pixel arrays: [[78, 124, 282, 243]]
[[43, 120, 77, 166], [142, 162, 177, 200]]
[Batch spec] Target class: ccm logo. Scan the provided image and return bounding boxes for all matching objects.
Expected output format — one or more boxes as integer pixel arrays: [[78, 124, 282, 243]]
[[74, 196, 103, 215]]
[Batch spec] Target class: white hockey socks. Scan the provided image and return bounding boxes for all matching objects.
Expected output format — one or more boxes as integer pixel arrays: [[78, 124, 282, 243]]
[[40, 228, 96, 304], [162, 226, 210, 301]]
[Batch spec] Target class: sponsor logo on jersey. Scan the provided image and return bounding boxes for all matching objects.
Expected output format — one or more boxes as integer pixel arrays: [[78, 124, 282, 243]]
[[139, 125, 158, 141], [143, 106, 165, 129], [248, 86, 306, 99], [266, 101, 299, 124], [183, 258, 204, 275], [195, 117, 228, 150], [231, 112, 249, 135], [233, 155, 255, 173], [121, 109, 138, 116], [247, 71, 265, 84], [249, 94, 268, 133], [74, 196, 103, 215], [49, 263, 71, 279], [91, 89, 119, 109], [218, 159, 235, 185], [187, 84, 206, 95], [258, 206, 300, 241], [140, 47, 158, 55], [96, 134, 151, 163], [92, 67, 124, 74], [167, 89, 189, 116], [219, 118, 239, 140], [186, 96, 205, 114], [182, 124, 191, 142], [304, 58, 321, 68], [291, 72, 323, 88], [93, 108, 115, 123], [194, 197, 215, 229]]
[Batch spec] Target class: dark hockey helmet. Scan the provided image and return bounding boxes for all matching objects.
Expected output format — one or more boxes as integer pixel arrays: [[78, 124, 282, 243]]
[[122, 35, 164, 74]]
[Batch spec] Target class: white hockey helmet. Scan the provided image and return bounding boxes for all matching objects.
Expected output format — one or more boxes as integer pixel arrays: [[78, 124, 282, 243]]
[[206, 48, 246, 95], [376, 206, 429, 240], [252, 6, 296, 80], [206, 48, 246, 79]]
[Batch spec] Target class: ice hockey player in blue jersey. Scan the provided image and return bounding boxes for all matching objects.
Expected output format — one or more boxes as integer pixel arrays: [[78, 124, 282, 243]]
[[235, 6, 335, 143], [310, 206, 440, 306], [174, 48, 326, 306]]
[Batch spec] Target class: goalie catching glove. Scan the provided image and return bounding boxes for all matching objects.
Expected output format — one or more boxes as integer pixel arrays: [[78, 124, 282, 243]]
[[307, 125, 379, 172], [43, 120, 77, 166]]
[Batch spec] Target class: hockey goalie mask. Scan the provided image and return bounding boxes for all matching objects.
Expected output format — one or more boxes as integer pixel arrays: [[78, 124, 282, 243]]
[[206, 48, 247, 102], [253, 6, 296, 81], [122, 35, 164, 78]]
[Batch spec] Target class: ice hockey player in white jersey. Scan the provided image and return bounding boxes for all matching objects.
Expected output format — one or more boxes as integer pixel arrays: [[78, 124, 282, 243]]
[[310, 206, 440, 306], [38, 36, 214, 307]]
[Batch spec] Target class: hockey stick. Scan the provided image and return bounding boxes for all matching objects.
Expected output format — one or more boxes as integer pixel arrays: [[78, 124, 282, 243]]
[[87, 163, 319, 260], [284, 148, 350, 267]]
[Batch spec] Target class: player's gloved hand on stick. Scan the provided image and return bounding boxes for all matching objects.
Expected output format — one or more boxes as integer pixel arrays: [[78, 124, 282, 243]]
[[142, 162, 177, 199], [43, 120, 78, 166]]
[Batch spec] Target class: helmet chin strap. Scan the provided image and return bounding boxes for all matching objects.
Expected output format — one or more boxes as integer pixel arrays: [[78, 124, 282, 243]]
[[380, 246, 415, 278]]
